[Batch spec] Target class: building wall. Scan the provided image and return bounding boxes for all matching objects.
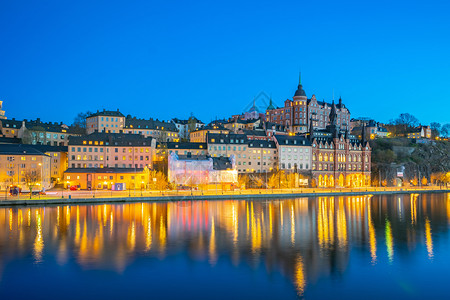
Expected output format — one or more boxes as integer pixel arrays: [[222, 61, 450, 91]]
[[86, 115, 125, 134], [267, 96, 350, 133], [68, 144, 154, 169], [64, 171, 148, 190], [123, 128, 179, 142], [311, 137, 371, 187], [207, 142, 277, 173], [0, 153, 51, 191], [277, 145, 312, 171]]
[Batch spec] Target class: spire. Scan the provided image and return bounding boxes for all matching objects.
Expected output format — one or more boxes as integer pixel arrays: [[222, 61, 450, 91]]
[[267, 96, 275, 110], [309, 117, 314, 140], [329, 100, 337, 125], [361, 122, 367, 143], [299, 72, 302, 85], [293, 73, 306, 98]]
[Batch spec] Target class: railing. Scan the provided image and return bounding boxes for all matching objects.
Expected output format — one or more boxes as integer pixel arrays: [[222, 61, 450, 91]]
[[0, 185, 448, 201]]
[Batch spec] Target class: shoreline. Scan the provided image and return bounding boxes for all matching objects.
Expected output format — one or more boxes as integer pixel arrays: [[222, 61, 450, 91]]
[[0, 188, 448, 207]]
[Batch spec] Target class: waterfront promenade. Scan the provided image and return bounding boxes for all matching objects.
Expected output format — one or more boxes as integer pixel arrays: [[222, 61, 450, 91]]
[[0, 186, 448, 207]]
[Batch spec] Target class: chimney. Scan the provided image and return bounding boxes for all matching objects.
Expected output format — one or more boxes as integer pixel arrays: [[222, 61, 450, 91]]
[[37, 118, 41, 123], [103, 109, 105, 112]]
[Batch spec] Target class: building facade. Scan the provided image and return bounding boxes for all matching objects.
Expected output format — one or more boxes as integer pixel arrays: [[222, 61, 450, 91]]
[[0, 144, 51, 191], [68, 132, 156, 169], [86, 110, 125, 134], [273, 135, 312, 172], [266, 78, 351, 133], [124, 116, 179, 142], [206, 133, 278, 173]]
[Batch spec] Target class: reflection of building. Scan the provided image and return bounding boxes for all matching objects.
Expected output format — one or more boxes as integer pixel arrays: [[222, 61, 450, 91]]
[[0, 144, 51, 191], [168, 152, 238, 187], [68, 132, 156, 169], [64, 167, 148, 189], [0, 193, 447, 296], [266, 76, 351, 133]]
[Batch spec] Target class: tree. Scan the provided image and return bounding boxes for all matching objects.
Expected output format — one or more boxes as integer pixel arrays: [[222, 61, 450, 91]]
[[441, 124, 450, 138], [72, 111, 92, 129], [395, 113, 420, 128], [23, 170, 40, 199], [238, 174, 249, 189], [430, 122, 441, 138]]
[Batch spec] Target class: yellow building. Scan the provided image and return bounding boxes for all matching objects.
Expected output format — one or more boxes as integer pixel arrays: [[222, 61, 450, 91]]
[[190, 122, 229, 143], [64, 167, 149, 190], [0, 144, 51, 191], [86, 109, 125, 134]]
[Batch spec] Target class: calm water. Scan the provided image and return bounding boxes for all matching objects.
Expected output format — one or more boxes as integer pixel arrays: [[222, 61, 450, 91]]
[[1, 193, 450, 299]]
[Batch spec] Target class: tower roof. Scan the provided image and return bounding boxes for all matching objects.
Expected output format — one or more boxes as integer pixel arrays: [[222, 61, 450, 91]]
[[293, 73, 306, 98]]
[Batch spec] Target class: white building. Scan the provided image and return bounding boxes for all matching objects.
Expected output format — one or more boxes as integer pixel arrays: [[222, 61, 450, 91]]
[[273, 135, 312, 171]]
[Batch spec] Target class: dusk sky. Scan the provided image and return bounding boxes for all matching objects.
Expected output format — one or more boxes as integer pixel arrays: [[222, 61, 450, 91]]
[[1, 0, 449, 125]]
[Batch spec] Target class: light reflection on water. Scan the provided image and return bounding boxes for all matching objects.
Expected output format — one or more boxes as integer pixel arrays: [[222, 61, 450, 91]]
[[0, 193, 449, 299]]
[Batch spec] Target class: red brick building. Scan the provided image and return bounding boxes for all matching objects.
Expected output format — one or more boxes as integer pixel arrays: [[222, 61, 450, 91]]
[[266, 77, 351, 134]]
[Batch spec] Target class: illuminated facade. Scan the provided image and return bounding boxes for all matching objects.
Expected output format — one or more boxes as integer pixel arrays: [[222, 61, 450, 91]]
[[266, 77, 351, 133], [68, 132, 156, 169], [190, 121, 230, 143], [273, 135, 312, 171], [86, 109, 125, 134], [124, 116, 179, 142], [0, 144, 51, 191], [168, 152, 238, 187], [206, 133, 278, 173], [64, 167, 149, 190]]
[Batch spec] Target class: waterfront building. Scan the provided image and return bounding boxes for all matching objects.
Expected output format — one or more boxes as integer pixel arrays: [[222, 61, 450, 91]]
[[124, 116, 179, 142], [168, 152, 237, 188], [86, 109, 125, 134], [64, 167, 149, 190], [309, 105, 371, 187], [28, 145, 68, 183], [273, 135, 312, 171], [0, 144, 51, 191], [266, 77, 351, 133], [67, 132, 156, 169], [206, 133, 278, 173]]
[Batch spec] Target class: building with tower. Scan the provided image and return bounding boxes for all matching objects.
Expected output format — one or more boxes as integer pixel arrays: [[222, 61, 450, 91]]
[[308, 103, 371, 187], [266, 75, 351, 134]]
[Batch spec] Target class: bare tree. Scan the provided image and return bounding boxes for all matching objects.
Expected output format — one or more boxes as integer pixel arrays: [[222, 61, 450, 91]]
[[23, 170, 40, 199]]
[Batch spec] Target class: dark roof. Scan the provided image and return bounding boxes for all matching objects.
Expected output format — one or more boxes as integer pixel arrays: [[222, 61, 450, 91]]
[[88, 110, 125, 118], [197, 121, 228, 131], [65, 167, 144, 174], [0, 144, 49, 156], [294, 84, 307, 97], [274, 135, 312, 146], [241, 129, 266, 136], [207, 133, 249, 144], [247, 140, 276, 148], [167, 142, 207, 150], [26, 145, 68, 153], [0, 118, 23, 129], [212, 156, 233, 170], [0, 136, 21, 144], [69, 132, 153, 146], [125, 116, 177, 132]]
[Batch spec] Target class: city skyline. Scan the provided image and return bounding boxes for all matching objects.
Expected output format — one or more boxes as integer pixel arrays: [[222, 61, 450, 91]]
[[1, 0, 449, 125]]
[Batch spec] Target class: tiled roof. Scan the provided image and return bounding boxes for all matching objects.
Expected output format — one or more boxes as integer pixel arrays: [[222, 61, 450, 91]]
[[274, 135, 311, 146]]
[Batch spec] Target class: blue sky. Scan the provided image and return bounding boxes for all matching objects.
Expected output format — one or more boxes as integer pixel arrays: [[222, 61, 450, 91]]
[[1, 0, 449, 125]]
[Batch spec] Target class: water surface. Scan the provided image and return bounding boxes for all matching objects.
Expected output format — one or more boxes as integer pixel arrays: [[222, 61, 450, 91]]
[[0, 193, 449, 299]]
